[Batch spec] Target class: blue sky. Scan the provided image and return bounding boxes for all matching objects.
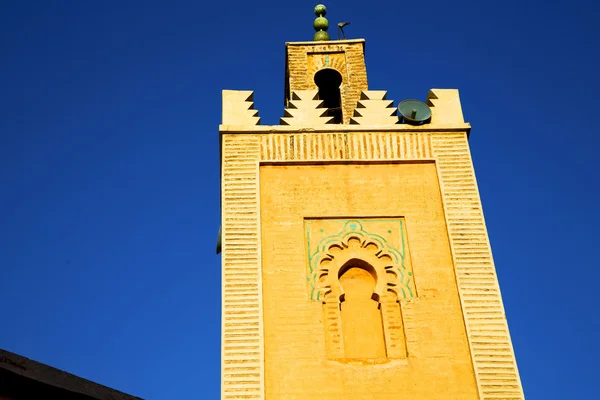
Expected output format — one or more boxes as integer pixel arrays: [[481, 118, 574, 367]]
[[1, 0, 598, 398]]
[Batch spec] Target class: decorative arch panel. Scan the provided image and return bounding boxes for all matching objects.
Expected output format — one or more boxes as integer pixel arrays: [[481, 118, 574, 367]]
[[305, 218, 415, 360], [306, 219, 415, 302]]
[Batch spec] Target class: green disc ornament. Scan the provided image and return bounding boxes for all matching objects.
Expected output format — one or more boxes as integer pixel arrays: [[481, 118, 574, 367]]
[[314, 16, 328, 30], [314, 4, 327, 16]]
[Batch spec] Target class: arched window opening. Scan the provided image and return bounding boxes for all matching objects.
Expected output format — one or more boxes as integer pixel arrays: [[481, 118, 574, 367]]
[[314, 68, 343, 124], [338, 260, 387, 359]]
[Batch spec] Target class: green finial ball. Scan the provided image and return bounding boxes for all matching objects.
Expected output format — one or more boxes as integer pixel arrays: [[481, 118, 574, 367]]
[[314, 30, 330, 41], [314, 16, 329, 31], [314, 4, 327, 16], [313, 4, 329, 41]]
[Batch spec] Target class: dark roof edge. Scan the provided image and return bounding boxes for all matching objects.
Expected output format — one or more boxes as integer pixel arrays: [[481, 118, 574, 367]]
[[0, 349, 143, 400]]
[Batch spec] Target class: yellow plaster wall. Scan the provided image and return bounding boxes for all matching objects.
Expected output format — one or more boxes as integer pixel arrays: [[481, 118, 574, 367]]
[[221, 130, 524, 399], [259, 162, 479, 400]]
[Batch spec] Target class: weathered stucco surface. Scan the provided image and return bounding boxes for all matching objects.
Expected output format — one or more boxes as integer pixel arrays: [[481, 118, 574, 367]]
[[260, 162, 478, 399]]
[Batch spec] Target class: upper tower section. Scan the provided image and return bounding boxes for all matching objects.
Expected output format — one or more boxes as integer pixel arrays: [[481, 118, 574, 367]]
[[284, 39, 367, 125], [284, 5, 367, 124], [221, 3, 468, 132]]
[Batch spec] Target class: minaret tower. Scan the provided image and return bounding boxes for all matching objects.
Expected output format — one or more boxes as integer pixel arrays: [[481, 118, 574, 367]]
[[219, 5, 524, 399]]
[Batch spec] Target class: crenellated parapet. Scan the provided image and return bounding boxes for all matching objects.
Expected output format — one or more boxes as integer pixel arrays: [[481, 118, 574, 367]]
[[220, 88, 468, 129]]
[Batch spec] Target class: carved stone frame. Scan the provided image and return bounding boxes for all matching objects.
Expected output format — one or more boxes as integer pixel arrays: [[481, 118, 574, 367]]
[[318, 235, 408, 360]]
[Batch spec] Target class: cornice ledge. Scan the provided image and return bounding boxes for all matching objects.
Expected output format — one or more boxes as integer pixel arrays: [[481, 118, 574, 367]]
[[285, 39, 365, 46], [219, 123, 471, 134]]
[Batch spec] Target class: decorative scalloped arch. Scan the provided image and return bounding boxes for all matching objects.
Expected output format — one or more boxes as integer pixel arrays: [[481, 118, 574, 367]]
[[308, 220, 415, 301]]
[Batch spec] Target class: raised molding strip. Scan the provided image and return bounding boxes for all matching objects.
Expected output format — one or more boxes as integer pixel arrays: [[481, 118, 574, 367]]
[[221, 134, 264, 400], [432, 132, 524, 400], [260, 132, 433, 161]]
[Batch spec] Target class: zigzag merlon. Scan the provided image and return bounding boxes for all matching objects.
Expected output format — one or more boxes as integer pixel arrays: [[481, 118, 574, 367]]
[[426, 89, 464, 125], [350, 90, 399, 125], [280, 90, 334, 126], [222, 90, 260, 126]]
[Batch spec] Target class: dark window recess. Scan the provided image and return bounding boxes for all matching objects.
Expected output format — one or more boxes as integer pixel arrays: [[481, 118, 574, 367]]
[[314, 69, 343, 124]]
